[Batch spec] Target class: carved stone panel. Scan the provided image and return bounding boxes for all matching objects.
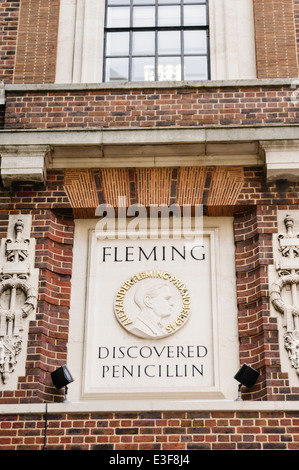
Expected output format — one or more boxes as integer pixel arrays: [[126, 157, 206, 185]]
[[67, 218, 240, 405], [270, 212, 299, 381], [0, 215, 39, 387]]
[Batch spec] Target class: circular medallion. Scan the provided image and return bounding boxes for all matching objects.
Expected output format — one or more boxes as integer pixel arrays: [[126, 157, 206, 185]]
[[113, 270, 191, 339]]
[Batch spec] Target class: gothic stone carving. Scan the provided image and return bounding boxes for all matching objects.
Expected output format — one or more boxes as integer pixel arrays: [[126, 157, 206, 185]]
[[270, 214, 299, 376], [0, 216, 38, 384]]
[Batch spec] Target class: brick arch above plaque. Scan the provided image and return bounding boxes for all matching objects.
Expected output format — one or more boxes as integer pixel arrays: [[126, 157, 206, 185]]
[[63, 167, 244, 217]]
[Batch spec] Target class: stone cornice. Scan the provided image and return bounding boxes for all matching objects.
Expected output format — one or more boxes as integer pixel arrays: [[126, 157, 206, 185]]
[[0, 399, 298, 415], [1, 125, 299, 183], [0, 124, 298, 146]]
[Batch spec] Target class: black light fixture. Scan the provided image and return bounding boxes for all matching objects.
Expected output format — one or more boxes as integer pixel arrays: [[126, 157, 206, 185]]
[[234, 363, 259, 401], [51, 364, 74, 401]]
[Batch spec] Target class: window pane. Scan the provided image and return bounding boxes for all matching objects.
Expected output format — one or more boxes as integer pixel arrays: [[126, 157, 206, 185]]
[[134, 0, 155, 3], [106, 32, 129, 56], [158, 31, 181, 55], [132, 31, 155, 55], [108, 0, 130, 4], [106, 58, 129, 81], [158, 6, 181, 26], [158, 56, 181, 81], [133, 6, 155, 27], [132, 58, 155, 81], [184, 5, 206, 25], [107, 7, 130, 28], [184, 30, 207, 54], [184, 56, 208, 80], [159, 0, 180, 3]]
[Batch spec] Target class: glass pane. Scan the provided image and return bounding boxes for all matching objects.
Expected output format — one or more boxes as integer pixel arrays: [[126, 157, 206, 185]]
[[133, 6, 155, 27], [106, 32, 130, 56], [159, 0, 180, 3], [184, 5, 206, 25], [134, 0, 155, 3], [158, 30, 181, 55], [106, 7, 130, 28], [184, 56, 208, 80], [158, 56, 181, 81], [105, 58, 129, 81], [184, 30, 207, 54], [132, 31, 155, 55], [132, 58, 155, 81], [158, 6, 181, 26], [108, 0, 130, 5]]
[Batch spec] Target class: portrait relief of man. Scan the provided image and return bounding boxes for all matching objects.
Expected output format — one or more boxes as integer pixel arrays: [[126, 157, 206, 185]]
[[129, 281, 174, 339]]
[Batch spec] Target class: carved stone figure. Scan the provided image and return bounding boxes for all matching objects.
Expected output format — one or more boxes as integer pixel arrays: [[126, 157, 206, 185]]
[[0, 217, 37, 384], [270, 214, 299, 376]]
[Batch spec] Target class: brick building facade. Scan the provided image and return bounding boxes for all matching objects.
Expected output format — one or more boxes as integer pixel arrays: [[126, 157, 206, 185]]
[[1, 0, 299, 451]]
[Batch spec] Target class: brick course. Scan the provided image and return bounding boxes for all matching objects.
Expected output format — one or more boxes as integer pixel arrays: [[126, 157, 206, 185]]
[[1, 410, 299, 450], [3, 85, 299, 130]]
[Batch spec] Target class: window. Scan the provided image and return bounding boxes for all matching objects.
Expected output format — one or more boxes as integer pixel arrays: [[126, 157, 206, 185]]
[[104, 0, 209, 82]]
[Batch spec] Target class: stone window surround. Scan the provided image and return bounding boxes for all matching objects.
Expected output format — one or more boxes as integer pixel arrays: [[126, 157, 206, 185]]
[[55, 0, 257, 84]]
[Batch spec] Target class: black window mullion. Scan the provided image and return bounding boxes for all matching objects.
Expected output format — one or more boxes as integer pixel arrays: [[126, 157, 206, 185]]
[[104, 0, 210, 82]]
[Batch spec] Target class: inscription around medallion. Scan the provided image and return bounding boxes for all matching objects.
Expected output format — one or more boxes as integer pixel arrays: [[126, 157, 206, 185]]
[[114, 270, 191, 339]]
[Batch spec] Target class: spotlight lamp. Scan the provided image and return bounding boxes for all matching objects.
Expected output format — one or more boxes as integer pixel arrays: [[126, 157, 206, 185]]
[[234, 363, 259, 401], [51, 364, 74, 400]]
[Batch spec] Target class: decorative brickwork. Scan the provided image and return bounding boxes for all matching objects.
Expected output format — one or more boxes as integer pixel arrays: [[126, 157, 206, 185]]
[[253, 0, 299, 78], [64, 169, 98, 218], [13, 0, 60, 84], [4, 84, 299, 130], [62, 167, 244, 216]]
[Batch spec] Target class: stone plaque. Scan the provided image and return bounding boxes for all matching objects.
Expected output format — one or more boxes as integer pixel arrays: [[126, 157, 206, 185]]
[[82, 228, 222, 399]]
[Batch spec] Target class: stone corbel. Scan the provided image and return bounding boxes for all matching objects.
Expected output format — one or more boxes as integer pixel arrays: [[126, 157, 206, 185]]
[[260, 140, 299, 182], [0, 145, 52, 187]]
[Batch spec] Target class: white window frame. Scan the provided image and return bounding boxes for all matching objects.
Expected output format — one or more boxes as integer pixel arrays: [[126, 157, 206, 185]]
[[55, 0, 256, 84]]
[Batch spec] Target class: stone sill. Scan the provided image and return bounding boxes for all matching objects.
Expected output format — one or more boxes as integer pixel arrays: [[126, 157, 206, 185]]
[[5, 78, 299, 93], [1, 399, 299, 415]]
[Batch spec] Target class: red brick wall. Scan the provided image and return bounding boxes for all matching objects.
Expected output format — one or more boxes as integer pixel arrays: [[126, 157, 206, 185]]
[[0, 171, 74, 403], [3, 84, 299, 130], [13, 0, 60, 84], [1, 410, 299, 450], [290, 0, 299, 71], [253, 0, 299, 78], [0, 1, 20, 83], [234, 206, 294, 401]]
